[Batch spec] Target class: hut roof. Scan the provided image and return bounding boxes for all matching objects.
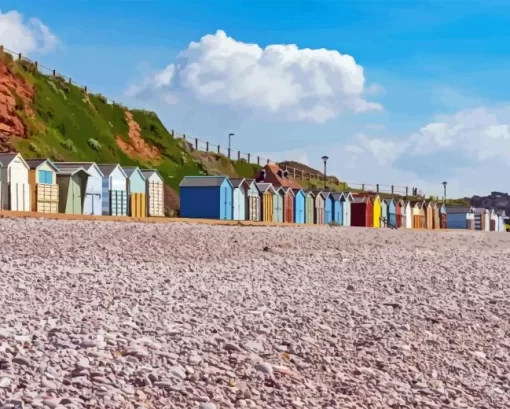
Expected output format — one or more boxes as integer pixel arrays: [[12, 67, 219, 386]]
[[180, 176, 229, 188]]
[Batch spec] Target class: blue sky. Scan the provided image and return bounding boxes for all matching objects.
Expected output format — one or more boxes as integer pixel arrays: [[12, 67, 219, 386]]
[[2, 0, 510, 197]]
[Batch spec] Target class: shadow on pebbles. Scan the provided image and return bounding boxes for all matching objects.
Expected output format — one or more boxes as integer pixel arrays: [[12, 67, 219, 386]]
[[0, 218, 509, 408]]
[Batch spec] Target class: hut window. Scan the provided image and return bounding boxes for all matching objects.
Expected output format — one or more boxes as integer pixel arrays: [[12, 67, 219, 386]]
[[39, 170, 53, 184]]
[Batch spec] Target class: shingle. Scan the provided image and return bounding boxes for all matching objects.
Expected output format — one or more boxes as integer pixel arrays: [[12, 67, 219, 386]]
[[180, 176, 228, 188]]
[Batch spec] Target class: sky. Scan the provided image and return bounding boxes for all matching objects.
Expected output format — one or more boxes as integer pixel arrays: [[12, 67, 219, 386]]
[[1, 0, 510, 198]]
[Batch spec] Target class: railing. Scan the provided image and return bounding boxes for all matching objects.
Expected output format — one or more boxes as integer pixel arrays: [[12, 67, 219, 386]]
[[380, 217, 397, 229], [1, 44, 423, 198]]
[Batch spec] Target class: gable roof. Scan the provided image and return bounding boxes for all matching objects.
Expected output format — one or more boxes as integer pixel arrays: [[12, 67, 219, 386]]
[[473, 207, 489, 214], [292, 188, 304, 196], [55, 164, 90, 176], [340, 191, 354, 201], [25, 158, 59, 172], [229, 178, 249, 189], [180, 176, 230, 188], [0, 153, 28, 168], [311, 190, 325, 199], [140, 169, 163, 181], [122, 166, 146, 180], [352, 195, 372, 204], [256, 182, 275, 194], [331, 192, 343, 201], [255, 163, 302, 189], [55, 162, 104, 177], [282, 187, 295, 196], [97, 164, 128, 178], [409, 200, 424, 208]]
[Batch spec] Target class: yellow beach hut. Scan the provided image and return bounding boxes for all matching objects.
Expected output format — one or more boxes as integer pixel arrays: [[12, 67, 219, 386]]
[[371, 195, 382, 228]]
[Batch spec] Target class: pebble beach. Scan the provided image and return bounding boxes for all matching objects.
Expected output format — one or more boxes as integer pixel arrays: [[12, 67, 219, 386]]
[[0, 217, 509, 409]]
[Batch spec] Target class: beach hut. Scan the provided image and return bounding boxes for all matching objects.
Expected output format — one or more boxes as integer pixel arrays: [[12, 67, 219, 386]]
[[257, 183, 275, 222], [292, 189, 306, 224], [323, 191, 335, 224], [401, 200, 412, 228], [435, 202, 447, 229], [246, 179, 261, 221], [424, 201, 434, 229], [56, 162, 104, 216], [230, 178, 249, 221], [0, 153, 30, 211], [351, 195, 373, 227], [489, 209, 498, 231], [431, 202, 440, 229], [55, 164, 90, 214], [473, 208, 490, 231], [305, 191, 315, 224], [140, 169, 165, 217], [122, 167, 147, 217], [25, 159, 59, 213], [273, 187, 284, 223], [331, 193, 344, 225], [446, 206, 475, 229], [341, 192, 353, 226], [386, 199, 397, 228], [380, 199, 388, 227], [372, 195, 381, 228], [97, 164, 128, 216], [282, 187, 295, 223], [312, 190, 325, 225], [410, 201, 426, 229], [497, 210, 508, 232], [180, 176, 233, 220], [395, 200, 402, 228]]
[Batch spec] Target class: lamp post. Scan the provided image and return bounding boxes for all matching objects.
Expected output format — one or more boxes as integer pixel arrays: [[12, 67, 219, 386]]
[[442, 181, 447, 204], [228, 133, 234, 159], [321, 155, 329, 190]]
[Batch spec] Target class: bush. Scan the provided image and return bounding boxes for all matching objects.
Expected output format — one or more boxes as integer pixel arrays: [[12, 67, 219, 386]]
[[88, 138, 102, 151], [61, 139, 77, 152]]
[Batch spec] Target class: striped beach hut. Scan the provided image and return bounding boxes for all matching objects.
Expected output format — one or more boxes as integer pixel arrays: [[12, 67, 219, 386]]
[[257, 183, 275, 222], [97, 164, 128, 216]]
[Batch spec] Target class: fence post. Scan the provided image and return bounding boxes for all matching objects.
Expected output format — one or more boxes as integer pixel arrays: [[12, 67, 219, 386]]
[[183, 134, 186, 142], [257, 156, 260, 166], [267, 159, 270, 164], [18, 53, 22, 60], [69, 78, 72, 84], [34, 61, 38, 70], [406, 186, 409, 196], [206, 142, 209, 152], [217, 145, 220, 154], [237, 151, 240, 160], [391, 185, 394, 194], [195, 138, 198, 150], [0, 45, 3, 53], [52, 69, 56, 76], [171, 129, 175, 137], [362, 184, 365, 191], [247, 153, 250, 162], [84, 86, 87, 93], [376, 184, 379, 193]]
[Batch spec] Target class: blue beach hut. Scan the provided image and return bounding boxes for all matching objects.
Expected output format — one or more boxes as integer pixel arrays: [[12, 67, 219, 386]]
[[292, 188, 306, 224], [323, 191, 335, 224], [446, 206, 475, 229], [386, 199, 397, 227], [331, 193, 344, 225], [180, 176, 233, 220]]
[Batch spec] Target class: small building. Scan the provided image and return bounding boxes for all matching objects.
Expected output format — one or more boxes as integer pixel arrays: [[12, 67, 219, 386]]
[[305, 191, 315, 224], [401, 200, 412, 228], [436, 202, 447, 229], [273, 187, 284, 223], [446, 206, 475, 229], [141, 169, 165, 217], [55, 164, 90, 214], [331, 193, 344, 225], [256, 183, 275, 222], [489, 209, 498, 231], [122, 167, 147, 217], [372, 195, 381, 228], [351, 195, 373, 227], [340, 192, 353, 226], [246, 179, 261, 221], [25, 159, 59, 213], [312, 190, 325, 225], [292, 189, 306, 224], [386, 199, 397, 228], [230, 178, 249, 221], [424, 201, 434, 229], [0, 153, 31, 211], [180, 176, 233, 220], [97, 164, 128, 216], [282, 187, 295, 223], [322, 191, 335, 224], [473, 208, 490, 231], [395, 200, 403, 228], [380, 198, 388, 227], [254, 164, 302, 189], [410, 201, 426, 229], [497, 210, 508, 232]]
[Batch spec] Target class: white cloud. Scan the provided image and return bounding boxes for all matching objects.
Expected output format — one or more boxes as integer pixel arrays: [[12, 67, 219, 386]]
[[259, 106, 510, 198], [126, 30, 382, 123], [0, 9, 58, 55]]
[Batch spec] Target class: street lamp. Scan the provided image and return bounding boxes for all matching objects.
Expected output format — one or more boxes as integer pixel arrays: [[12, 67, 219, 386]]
[[321, 155, 329, 190], [442, 181, 447, 204], [228, 133, 234, 159]]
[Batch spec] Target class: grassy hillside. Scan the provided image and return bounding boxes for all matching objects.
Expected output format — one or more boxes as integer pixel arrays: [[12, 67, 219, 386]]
[[0, 50, 263, 213]]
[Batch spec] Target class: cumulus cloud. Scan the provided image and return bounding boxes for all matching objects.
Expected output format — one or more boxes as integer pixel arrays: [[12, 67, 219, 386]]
[[126, 30, 382, 123], [0, 9, 58, 55], [260, 106, 510, 197]]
